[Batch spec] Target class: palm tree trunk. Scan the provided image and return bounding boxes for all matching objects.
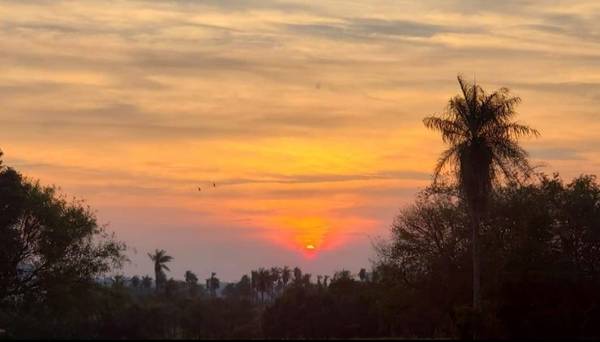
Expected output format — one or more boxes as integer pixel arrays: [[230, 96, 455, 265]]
[[471, 211, 482, 339]]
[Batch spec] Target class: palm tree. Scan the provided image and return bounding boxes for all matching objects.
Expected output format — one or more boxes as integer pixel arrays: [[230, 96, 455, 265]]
[[148, 249, 173, 291], [207, 272, 220, 297], [424, 75, 538, 317], [270, 267, 281, 298], [256, 268, 270, 303], [281, 266, 291, 287], [251, 270, 258, 303]]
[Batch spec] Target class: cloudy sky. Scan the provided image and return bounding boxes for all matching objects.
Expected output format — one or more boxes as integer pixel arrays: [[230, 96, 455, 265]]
[[1, 0, 600, 281]]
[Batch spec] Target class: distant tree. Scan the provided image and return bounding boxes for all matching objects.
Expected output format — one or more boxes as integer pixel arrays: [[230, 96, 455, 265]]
[[333, 270, 353, 282], [236, 274, 253, 301], [270, 267, 281, 296], [148, 249, 173, 291], [165, 277, 181, 298], [358, 268, 367, 282], [302, 274, 312, 286], [281, 266, 291, 287], [293, 267, 302, 284], [223, 274, 254, 302], [112, 275, 126, 288], [423, 75, 538, 320], [141, 275, 153, 289], [251, 270, 258, 303], [130, 275, 141, 288], [255, 268, 270, 303], [185, 270, 199, 297], [206, 272, 220, 297]]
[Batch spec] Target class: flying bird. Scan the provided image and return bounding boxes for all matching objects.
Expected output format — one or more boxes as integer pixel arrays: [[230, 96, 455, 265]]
[[197, 182, 216, 193]]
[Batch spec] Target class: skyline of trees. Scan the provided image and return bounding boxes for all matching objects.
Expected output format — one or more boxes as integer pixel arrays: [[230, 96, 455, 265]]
[[2, 77, 600, 339]]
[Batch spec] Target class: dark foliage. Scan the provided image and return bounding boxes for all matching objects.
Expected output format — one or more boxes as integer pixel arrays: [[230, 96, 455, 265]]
[[2, 149, 600, 339]]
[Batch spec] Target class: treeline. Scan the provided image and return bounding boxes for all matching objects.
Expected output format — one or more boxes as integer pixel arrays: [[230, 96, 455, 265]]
[[2, 147, 600, 338], [2, 77, 600, 339]]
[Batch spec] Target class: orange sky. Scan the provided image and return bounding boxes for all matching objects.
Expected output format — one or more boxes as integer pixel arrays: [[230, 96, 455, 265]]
[[1, 0, 600, 281]]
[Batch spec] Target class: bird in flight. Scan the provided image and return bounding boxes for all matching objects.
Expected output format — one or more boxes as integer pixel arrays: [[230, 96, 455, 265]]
[[198, 182, 216, 192]]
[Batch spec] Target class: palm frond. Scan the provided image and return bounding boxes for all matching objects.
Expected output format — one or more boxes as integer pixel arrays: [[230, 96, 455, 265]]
[[159, 255, 173, 263], [433, 145, 460, 183], [423, 117, 467, 144]]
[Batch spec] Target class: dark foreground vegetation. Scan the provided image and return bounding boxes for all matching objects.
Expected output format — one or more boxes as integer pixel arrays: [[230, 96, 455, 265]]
[[2, 77, 600, 339], [2, 150, 600, 339]]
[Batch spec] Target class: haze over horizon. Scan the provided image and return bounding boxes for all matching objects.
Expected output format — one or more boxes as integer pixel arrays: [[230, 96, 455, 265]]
[[2, 0, 600, 281]]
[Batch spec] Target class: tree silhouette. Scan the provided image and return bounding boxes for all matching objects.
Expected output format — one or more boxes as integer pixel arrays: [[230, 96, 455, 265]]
[[293, 267, 302, 284], [270, 267, 281, 297], [112, 275, 126, 288], [141, 275, 153, 289], [206, 272, 220, 297], [0, 158, 125, 301], [358, 268, 368, 282], [281, 266, 291, 287], [185, 270, 199, 297], [130, 275, 141, 288], [255, 268, 270, 303], [148, 249, 173, 291], [423, 75, 538, 323]]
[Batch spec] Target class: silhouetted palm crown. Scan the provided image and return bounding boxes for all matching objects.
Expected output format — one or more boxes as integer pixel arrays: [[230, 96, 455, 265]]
[[148, 249, 173, 274], [423, 75, 539, 211]]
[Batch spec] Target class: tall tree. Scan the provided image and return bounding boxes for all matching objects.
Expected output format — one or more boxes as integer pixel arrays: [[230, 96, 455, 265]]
[[423, 75, 538, 319], [0, 157, 125, 302], [148, 249, 173, 291], [255, 268, 270, 303], [206, 272, 220, 297], [270, 267, 281, 297]]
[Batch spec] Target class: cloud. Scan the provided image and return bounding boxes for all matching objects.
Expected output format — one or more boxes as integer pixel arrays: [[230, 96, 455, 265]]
[[133, 0, 313, 13], [529, 147, 584, 161], [284, 17, 474, 42]]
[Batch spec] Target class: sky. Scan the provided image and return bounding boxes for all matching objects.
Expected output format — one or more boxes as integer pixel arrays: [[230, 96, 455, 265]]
[[1, 0, 600, 282]]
